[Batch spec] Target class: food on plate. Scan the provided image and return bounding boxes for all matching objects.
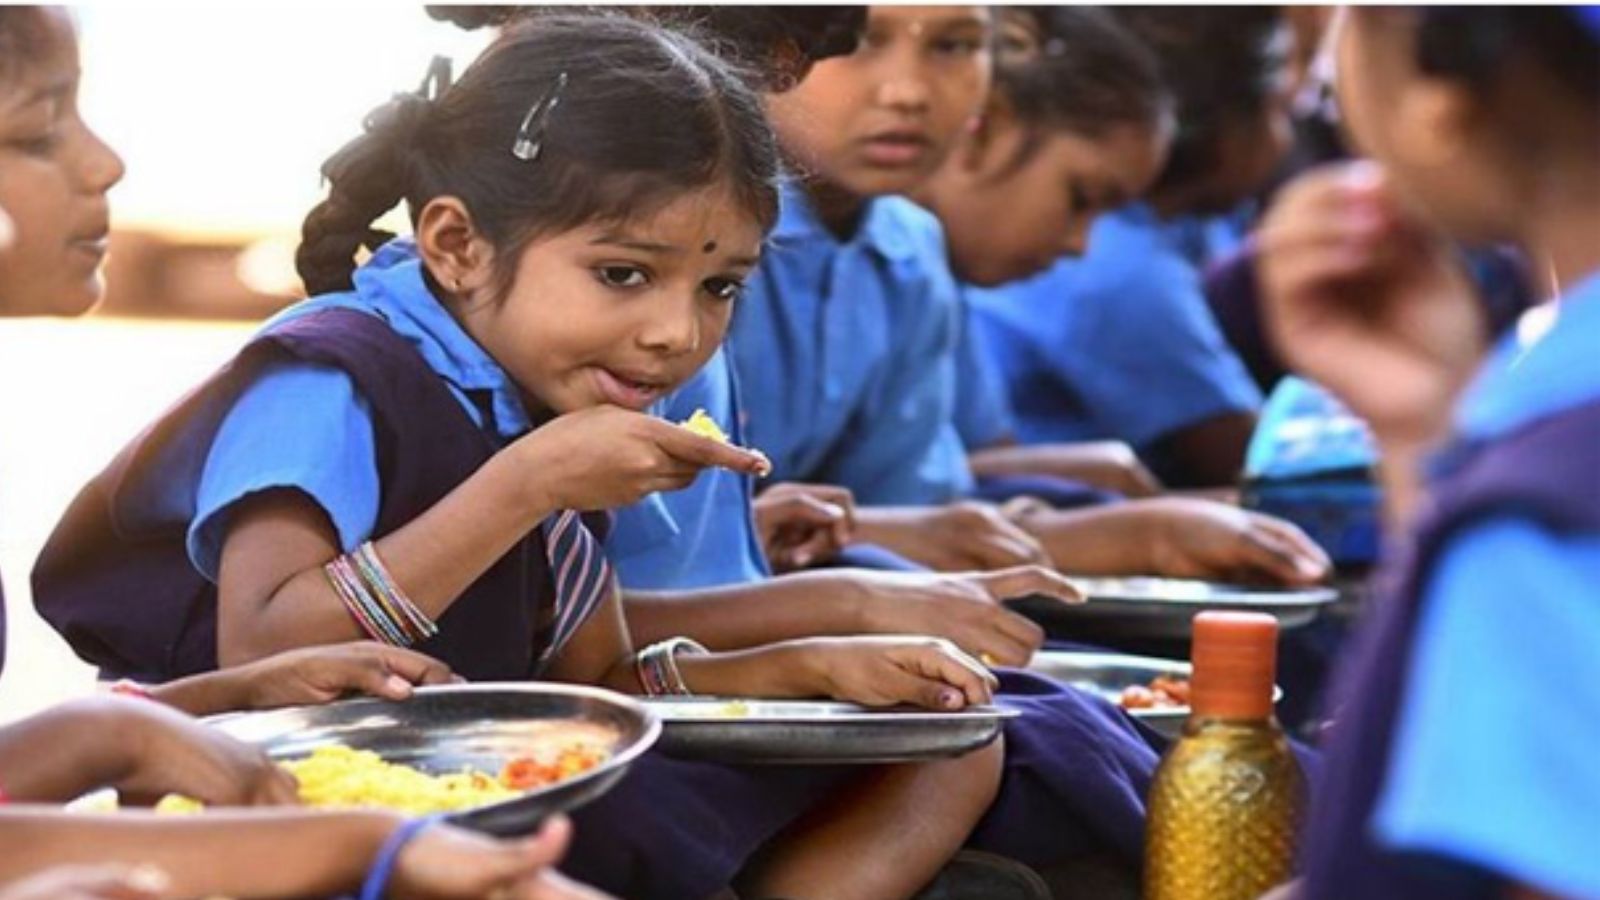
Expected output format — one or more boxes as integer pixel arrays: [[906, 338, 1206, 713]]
[[1118, 675, 1191, 711]]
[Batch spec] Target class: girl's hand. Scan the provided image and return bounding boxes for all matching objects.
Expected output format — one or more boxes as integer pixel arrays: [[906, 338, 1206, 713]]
[[1257, 162, 1487, 448], [855, 502, 1054, 571], [854, 566, 1082, 667], [392, 816, 614, 900], [229, 642, 458, 710], [0, 865, 172, 900], [800, 636, 1000, 710], [1142, 498, 1331, 586], [754, 482, 856, 571], [110, 699, 298, 808], [511, 406, 770, 512], [159, 643, 458, 716]]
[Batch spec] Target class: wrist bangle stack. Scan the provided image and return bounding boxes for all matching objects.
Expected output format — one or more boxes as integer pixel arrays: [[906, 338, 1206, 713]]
[[634, 637, 709, 696], [325, 542, 438, 647]]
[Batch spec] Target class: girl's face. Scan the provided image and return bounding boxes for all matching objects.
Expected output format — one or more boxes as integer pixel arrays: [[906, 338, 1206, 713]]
[[454, 184, 765, 416], [0, 8, 124, 316], [1334, 9, 1511, 242], [928, 119, 1170, 287], [765, 5, 993, 199]]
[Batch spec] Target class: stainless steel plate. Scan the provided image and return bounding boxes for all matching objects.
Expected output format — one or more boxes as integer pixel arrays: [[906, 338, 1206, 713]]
[[1026, 650, 1282, 738], [1012, 577, 1337, 640], [206, 683, 659, 836], [642, 698, 1017, 764]]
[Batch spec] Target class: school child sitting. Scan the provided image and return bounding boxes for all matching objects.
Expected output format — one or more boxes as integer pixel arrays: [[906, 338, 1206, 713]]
[[1254, 7, 1600, 898]]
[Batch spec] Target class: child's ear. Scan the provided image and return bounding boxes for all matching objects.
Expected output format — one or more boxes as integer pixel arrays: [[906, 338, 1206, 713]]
[[959, 95, 1016, 176], [414, 196, 495, 296], [1390, 79, 1478, 169]]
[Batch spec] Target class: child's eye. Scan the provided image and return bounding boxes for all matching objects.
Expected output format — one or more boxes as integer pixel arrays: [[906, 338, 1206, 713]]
[[8, 131, 59, 158], [932, 37, 985, 57], [595, 265, 649, 289], [703, 278, 745, 303]]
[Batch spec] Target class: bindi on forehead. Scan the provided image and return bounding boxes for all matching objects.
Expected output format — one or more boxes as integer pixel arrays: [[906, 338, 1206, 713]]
[[702, 240, 718, 254]]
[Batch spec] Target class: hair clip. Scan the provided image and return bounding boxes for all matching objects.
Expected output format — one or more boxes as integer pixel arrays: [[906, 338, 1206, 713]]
[[417, 55, 453, 102], [513, 71, 569, 162]]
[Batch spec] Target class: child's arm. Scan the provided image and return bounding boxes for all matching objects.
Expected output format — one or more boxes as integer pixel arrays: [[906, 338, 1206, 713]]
[[546, 583, 1000, 710], [215, 406, 766, 664], [0, 808, 596, 900], [148, 642, 457, 716], [852, 502, 1053, 571], [624, 565, 1080, 667], [966, 439, 1164, 497], [1012, 497, 1331, 585], [0, 697, 294, 806]]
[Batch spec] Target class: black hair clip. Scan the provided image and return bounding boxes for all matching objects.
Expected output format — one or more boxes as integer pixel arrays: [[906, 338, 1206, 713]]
[[418, 55, 453, 102], [513, 71, 569, 162]]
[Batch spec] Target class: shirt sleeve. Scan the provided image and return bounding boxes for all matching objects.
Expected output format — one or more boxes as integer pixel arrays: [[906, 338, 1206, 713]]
[[952, 295, 1017, 450], [186, 360, 381, 581], [1053, 253, 1262, 449], [820, 257, 975, 505], [1372, 516, 1600, 899]]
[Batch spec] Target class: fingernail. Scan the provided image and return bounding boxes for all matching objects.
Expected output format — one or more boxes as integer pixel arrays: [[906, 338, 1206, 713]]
[[126, 865, 172, 894], [793, 550, 812, 566], [1342, 159, 1384, 193], [1298, 557, 1328, 578], [383, 674, 412, 695], [940, 689, 961, 709]]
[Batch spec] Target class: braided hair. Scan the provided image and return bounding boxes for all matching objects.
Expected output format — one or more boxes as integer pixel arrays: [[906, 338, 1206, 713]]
[[297, 14, 780, 297]]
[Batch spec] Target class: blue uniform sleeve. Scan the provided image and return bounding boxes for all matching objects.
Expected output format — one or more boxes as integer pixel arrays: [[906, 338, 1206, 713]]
[[1373, 517, 1600, 899], [1054, 252, 1262, 449], [952, 295, 1017, 450], [821, 257, 975, 505], [186, 360, 381, 582]]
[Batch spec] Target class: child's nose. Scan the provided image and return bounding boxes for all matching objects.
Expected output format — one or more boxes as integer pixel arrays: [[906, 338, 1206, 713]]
[[76, 125, 126, 195], [875, 73, 931, 113], [639, 307, 701, 355]]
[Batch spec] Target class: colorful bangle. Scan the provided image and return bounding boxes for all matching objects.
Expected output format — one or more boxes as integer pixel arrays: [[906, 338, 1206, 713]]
[[635, 637, 708, 696], [326, 555, 405, 645], [356, 543, 438, 641], [324, 543, 435, 647], [358, 815, 444, 900]]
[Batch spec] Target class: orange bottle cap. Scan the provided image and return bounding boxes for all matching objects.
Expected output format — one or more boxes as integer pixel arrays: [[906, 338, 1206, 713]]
[[1189, 611, 1278, 720]]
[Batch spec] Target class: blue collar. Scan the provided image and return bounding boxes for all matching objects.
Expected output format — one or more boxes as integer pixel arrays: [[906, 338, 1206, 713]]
[[768, 179, 918, 262], [1455, 267, 1600, 441], [338, 239, 536, 439]]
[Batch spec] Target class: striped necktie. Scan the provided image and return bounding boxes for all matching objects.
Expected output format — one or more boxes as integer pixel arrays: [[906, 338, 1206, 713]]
[[538, 509, 615, 663]]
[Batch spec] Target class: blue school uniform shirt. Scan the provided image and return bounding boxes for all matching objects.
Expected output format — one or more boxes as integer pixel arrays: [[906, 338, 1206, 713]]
[[728, 183, 974, 506], [951, 291, 1017, 450], [963, 202, 1263, 451], [1371, 270, 1600, 898], [182, 239, 534, 579], [609, 349, 770, 589]]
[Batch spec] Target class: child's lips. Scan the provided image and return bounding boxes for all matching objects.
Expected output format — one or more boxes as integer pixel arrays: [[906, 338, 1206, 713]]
[[592, 367, 667, 410], [859, 133, 931, 167]]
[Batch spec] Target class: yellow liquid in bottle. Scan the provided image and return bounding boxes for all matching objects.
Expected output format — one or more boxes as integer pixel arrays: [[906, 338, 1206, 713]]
[[1144, 716, 1304, 900]]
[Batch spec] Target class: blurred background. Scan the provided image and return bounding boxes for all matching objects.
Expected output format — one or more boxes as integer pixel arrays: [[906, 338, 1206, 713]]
[[0, 4, 493, 721]]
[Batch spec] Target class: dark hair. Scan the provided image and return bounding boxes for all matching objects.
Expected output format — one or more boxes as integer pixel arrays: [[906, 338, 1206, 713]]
[[992, 7, 1168, 170], [426, 5, 865, 88], [1413, 7, 1599, 109], [0, 8, 60, 85], [297, 14, 781, 297], [1110, 7, 1285, 194]]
